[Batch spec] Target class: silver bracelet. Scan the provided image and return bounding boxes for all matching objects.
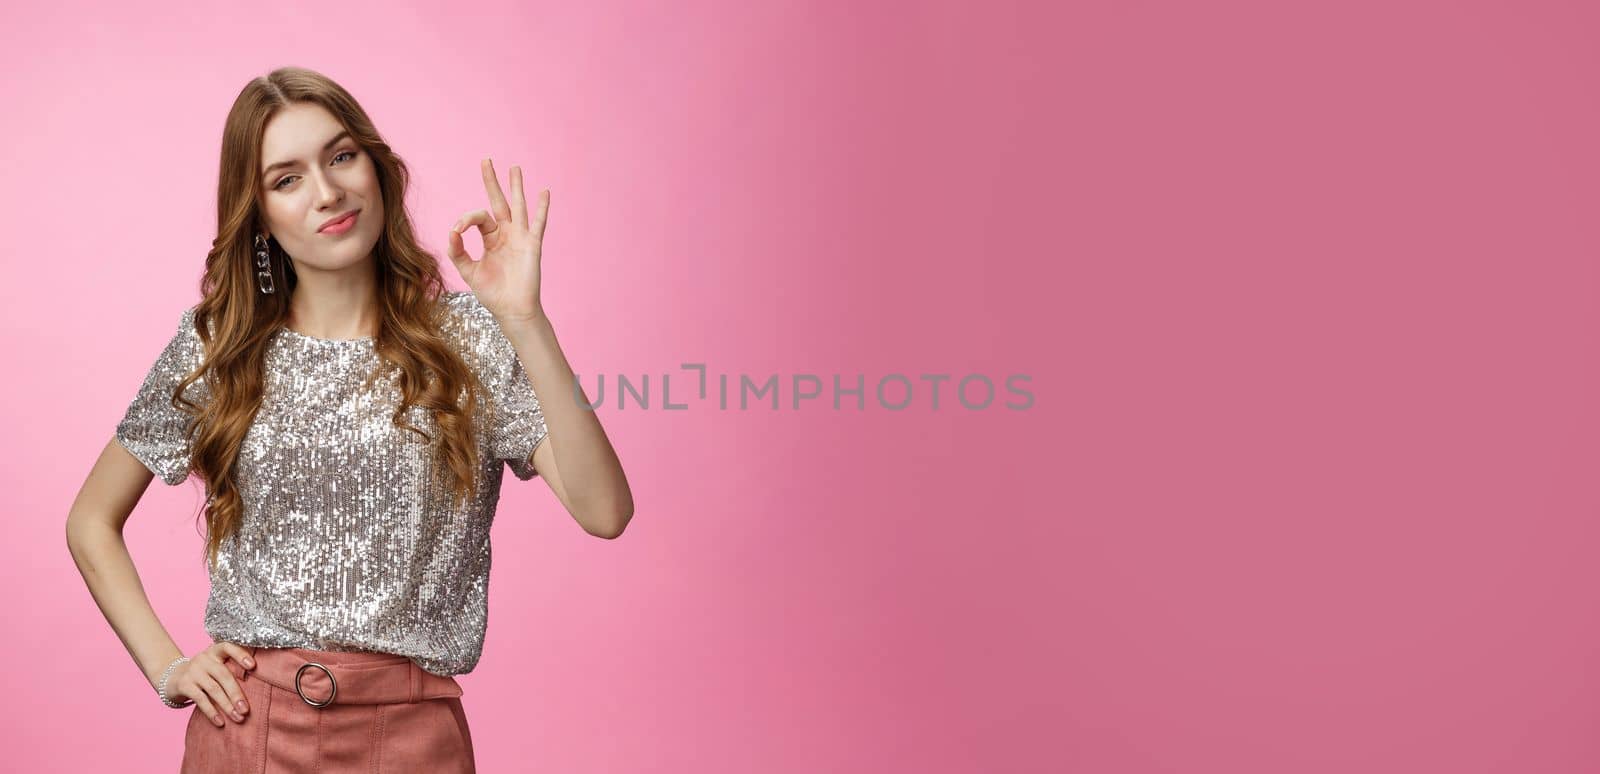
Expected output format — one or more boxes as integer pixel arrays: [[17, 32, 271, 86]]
[[156, 656, 192, 709]]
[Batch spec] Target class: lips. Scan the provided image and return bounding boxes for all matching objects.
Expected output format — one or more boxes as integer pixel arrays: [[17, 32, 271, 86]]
[[318, 210, 360, 233]]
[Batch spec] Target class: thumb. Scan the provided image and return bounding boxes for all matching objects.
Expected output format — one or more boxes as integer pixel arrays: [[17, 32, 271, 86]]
[[447, 224, 477, 282]]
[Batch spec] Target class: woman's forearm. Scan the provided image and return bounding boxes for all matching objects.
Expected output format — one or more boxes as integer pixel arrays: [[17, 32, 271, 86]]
[[65, 519, 186, 689]]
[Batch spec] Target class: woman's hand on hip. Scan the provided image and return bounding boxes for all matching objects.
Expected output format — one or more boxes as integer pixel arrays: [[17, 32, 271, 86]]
[[171, 641, 255, 727]]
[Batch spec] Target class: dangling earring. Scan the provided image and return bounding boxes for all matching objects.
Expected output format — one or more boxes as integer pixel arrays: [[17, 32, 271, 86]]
[[255, 233, 276, 295]]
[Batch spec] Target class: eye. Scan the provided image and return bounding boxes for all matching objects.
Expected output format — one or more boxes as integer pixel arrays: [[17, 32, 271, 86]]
[[271, 150, 359, 191]]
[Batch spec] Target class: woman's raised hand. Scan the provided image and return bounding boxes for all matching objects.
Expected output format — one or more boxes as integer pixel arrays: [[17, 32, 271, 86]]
[[446, 158, 550, 324], [168, 641, 255, 727]]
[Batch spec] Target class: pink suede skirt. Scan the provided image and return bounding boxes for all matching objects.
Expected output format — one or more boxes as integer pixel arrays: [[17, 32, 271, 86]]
[[180, 645, 475, 773]]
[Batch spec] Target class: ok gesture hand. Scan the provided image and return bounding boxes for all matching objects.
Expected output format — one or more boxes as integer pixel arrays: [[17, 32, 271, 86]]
[[447, 158, 549, 322]]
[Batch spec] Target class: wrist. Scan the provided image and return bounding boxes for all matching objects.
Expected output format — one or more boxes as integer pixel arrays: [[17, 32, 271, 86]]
[[498, 308, 550, 330], [144, 648, 184, 688], [154, 655, 192, 708]]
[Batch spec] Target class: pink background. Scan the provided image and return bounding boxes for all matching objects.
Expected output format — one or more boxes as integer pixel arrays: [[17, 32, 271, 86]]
[[4, 0, 1598, 771]]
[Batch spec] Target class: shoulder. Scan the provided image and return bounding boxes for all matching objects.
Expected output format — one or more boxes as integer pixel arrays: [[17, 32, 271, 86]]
[[132, 304, 209, 385], [171, 303, 222, 335], [438, 289, 492, 324], [159, 304, 204, 354], [175, 304, 216, 354], [436, 290, 496, 338], [435, 290, 509, 361]]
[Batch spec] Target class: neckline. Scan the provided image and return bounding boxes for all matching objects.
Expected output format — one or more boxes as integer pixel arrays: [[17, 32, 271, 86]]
[[276, 326, 374, 345]]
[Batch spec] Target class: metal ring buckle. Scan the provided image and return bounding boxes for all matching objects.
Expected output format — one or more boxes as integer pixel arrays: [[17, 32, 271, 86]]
[[294, 662, 337, 708]]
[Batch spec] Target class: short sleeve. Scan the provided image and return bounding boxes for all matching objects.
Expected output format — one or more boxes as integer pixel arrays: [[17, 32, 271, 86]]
[[115, 307, 208, 486], [452, 292, 549, 480]]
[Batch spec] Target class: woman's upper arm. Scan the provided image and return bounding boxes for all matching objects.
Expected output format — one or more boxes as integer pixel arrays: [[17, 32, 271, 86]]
[[67, 436, 158, 534], [72, 306, 208, 534]]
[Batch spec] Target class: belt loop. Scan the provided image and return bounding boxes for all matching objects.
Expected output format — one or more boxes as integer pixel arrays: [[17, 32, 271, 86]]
[[408, 660, 421, 703]]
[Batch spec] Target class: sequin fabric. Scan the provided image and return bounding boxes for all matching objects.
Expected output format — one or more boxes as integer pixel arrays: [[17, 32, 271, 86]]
[[114, 290, 548, 677]]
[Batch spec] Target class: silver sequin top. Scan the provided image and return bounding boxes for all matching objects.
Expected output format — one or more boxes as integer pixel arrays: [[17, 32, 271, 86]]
[[115, 291, 547, 677]]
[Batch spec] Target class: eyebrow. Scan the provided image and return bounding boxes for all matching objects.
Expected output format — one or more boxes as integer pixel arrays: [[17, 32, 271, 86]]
[[261, 130, 353, 181]]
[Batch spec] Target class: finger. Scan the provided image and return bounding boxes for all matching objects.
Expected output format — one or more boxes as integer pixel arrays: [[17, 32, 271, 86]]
[[218, 642, 256, 673], [214, 662, 251, 719], [447, 223, 468, 262], [454, 209, 498, 237], [451, 209, 492, 276], [185, 677, 224, 727], [510, 166, 527, 230], [447, 224, 477, 284], [532, 188, 549, 239], [202, 666, 246, 723], [481, 158, 512, 226]]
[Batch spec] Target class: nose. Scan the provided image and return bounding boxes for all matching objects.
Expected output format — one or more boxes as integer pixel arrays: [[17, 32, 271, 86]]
[[311, 170, 344, 210]]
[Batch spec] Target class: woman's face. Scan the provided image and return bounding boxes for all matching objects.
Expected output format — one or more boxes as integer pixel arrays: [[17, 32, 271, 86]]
[[257, 102, 383, 274]]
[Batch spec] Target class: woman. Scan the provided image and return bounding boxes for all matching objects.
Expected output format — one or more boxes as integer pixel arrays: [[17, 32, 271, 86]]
[[64, 66, 634, 772]]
